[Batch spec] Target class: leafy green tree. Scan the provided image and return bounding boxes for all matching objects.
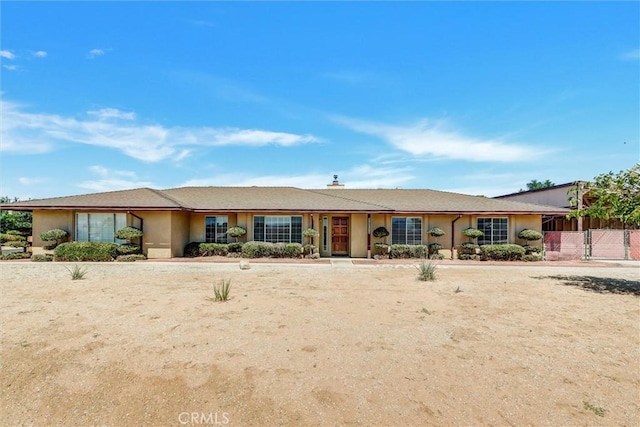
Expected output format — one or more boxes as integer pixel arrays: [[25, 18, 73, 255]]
[[520, 179, 555, 192], [0, 197, 33, 235], [569, 164, 640, 228]]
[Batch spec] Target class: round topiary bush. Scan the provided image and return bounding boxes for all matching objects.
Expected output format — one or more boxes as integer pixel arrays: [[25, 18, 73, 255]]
[[114, 226, 143, 242], [518, 229, 543, 242], [462, 227, 484, 240], [39, 228, 68, 249], [373, 226, 390, 238], [226, 226, 247, 242], [427, 227, 445, 238]]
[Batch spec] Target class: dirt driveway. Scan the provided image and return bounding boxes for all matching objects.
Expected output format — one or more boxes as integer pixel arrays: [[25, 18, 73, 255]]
[[1, 260, 638, 426]]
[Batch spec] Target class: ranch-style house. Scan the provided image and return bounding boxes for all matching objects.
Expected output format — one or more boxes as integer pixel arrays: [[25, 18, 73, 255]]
[[1, 181, 568, 259]]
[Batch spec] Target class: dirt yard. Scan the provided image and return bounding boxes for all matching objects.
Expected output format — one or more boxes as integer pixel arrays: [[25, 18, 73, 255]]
[[1, 260, 639, 426]]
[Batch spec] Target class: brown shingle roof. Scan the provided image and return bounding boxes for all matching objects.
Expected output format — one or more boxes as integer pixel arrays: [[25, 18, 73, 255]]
[[1, 188, 183, 211], [1, 186, 569, 215]]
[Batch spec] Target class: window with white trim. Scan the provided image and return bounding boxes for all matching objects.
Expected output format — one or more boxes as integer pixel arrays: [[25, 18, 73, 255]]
[[76, 213, 126, 243], [253, 216, 303, 243], [391, 217, 422, 245], [477, 217, 508, 245], [205, 216, 228, 243]]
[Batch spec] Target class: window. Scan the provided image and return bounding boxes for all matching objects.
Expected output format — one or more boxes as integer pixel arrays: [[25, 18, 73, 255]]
[[76, 213, 126, 243], [477, 218, 508, 245], [391, 217, 422, 245], [205, 216, 228, 243], [322, 216, 328, 252], [253, 216, 302, 243]]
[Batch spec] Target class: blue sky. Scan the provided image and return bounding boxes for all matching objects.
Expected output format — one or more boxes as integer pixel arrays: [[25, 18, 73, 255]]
[[1, 1, 638, 200]]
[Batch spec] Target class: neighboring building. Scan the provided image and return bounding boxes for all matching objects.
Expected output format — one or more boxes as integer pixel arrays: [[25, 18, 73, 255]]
[[495, 182, 628, 231], [1, 181, 567, 259]]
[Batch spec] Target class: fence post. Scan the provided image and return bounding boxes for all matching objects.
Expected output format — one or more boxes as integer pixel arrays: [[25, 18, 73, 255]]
[[584, 229, 591, 260], [624, 230, 630, 260]]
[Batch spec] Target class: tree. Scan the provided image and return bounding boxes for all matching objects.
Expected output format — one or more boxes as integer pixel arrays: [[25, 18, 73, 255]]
[[569, 164, 640, 228], [0, 197, 33, 235], [520, 179, 555, 192]]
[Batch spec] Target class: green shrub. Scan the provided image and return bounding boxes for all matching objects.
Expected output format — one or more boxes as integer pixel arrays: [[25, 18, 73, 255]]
[[372, 226, 390, 238], [65, 264, 88, 280], [114, 226, 143, 242], [390, 244, 428, 259], [5, 240, 27, 247], [427, 227, 445, 238], [211, 278, 232, 302], [54, 242, 118, 262], [462, 227, 484, 240], [116, 254, 147, 262], [518, 229, 543, 242], [226, 226, 247, 241], [303, 243, 317, 256], [39, 229, 69, 247], [0, 233, 26, 243], [458, 253, 480, 261], [6, 230, 24, 236], [283, 243, 303, 258], [228, 242, 244, 253], [116, 244, 141, 255], [428, 242, 443, 257], [523, 254, 542, 262], [31, 254, 54, 262], [303, 228, 319, 238], [0, 252, 31, 260], [522, 244, 542, 254], [480, 244, 525, 261], [184, 242, 203, 257], [199, 243, 229, 256], [241, 241, 272, 258], [240, 241, 302, 258], [417, 260, 438, 281]]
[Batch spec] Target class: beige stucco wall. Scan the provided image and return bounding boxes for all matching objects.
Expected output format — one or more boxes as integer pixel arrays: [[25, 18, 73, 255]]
[[140, 211, 172, 259], [31, 210, 75, 247], [170, 212, 191, 257], [349, 214, 368, 258]]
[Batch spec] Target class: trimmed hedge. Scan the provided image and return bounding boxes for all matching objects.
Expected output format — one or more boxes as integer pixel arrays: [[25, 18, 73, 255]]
[[184, 242, 202, 257], [480, 244, 525, 261], [31, 254, 54, 262], [54, 242, 118, 262], [0, 252, 31, 260], [0, 233, 26, 243], [116, 254, 147, 262], [389, 244, 428, 259], [241, 241, 303, 258], [116, 244, 141, 255], [522, 244, 542, 254], [200, 243, 229, 256]]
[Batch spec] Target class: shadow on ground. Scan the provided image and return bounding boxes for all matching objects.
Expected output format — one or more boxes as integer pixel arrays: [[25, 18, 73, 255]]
[[534, 275, 640, 296]]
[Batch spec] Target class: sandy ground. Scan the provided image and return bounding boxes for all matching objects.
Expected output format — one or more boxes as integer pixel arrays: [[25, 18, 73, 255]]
[[1, 260, 639, 427]]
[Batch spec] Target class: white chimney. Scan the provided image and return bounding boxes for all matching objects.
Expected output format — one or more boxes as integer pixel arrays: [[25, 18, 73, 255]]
[[326, 174, 345, 189]]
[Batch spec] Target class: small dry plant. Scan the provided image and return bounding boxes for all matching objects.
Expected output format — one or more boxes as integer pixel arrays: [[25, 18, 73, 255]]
[[65, 264, 88, 280], [209, 278, 232, 302], [417, 260, 437, 281]]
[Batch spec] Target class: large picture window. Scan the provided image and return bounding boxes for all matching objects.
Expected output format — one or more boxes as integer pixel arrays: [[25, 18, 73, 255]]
[[253, 216, 302, 243], [76, 213, 126, 243], [391, 217, 422, 245], [477, 218, 508, 245], [205, 216, 228, 243]]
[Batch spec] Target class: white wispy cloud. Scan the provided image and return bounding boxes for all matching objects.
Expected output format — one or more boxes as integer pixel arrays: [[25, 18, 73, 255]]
[[333, 116, 541, 163], [33, 51, 48, 58], [0, 50, 16, 59], [620, 48, 640, 60], [88, 108, 136, 121], [2, 65, 19, 71], [88, 48, 105, 58], [78, 165, 154, 192], [1, 100, 320, 162], [180, 164, 414, 189], [18, 177, 47, 186]]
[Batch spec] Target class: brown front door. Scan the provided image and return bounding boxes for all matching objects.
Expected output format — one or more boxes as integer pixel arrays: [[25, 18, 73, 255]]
[[332, 217, 349, 255]]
